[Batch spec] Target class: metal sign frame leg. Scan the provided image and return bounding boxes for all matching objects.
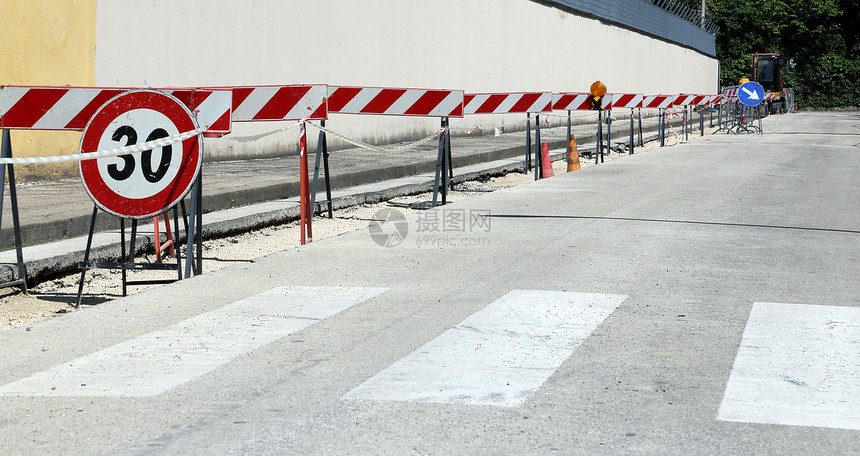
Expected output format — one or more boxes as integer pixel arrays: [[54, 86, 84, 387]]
[[75, 206, 99, 308], [77, 205, 183, 307], [0, 130, 28, 292], [184, 177, 200, 278]]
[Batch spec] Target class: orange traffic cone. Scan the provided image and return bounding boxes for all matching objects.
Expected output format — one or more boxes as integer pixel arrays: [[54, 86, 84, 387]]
[[567, 134, 581, 171], [541, 142, 554, 178]]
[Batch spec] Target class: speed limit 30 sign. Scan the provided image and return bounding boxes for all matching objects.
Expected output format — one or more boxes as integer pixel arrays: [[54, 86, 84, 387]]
[[79, 90, 203, 219]]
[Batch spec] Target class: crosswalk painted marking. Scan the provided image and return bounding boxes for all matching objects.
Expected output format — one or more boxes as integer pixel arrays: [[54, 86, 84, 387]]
[[718, 302, 860, 430], [0, 286, 387, 397], [344, 290, 626, 407]]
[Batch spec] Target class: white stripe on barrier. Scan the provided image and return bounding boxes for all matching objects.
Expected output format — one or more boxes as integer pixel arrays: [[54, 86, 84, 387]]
[[232, 86, 280, 121], [0, 128, 204, 165], [0, 86, 26, 115], [436, 92, 466, 118], [341, 88, 383, 113], [385, 89, 425, 116], [30, 89, 97, 130]]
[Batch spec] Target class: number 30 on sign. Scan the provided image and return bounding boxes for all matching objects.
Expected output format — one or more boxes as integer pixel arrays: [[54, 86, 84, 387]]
[[79, 90, 203, 219]]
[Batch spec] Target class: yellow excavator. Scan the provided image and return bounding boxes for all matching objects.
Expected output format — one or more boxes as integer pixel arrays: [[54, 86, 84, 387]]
[[750, 53, 787, 114]]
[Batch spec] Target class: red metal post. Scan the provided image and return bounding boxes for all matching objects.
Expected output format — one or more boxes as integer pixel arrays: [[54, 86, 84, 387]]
[[299, 122, 312, 244]]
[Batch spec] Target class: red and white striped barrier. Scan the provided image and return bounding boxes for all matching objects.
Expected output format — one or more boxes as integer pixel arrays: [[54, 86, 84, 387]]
[[723, 88, 739, 99], [229, 85, 327, 122], [641, 95, 675, 109], [607, 93, 644, 109], [674, 94, 708, 106], [0, 85, 232, 135], [327, 86, 463, 117], [552, 92, 594, 111], [702, 95, 723, 105], [464, 92, 552, 114]]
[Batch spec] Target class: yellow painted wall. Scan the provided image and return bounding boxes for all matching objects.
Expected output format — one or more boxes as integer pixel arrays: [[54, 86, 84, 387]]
[[0, 0, 97, 181]]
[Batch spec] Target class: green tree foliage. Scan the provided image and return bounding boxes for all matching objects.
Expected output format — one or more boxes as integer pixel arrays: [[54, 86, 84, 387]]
[[684, 0, 859, 108]]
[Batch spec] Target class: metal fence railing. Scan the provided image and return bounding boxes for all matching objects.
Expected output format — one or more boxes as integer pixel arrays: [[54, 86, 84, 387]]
[[534, 0, 718, 57]]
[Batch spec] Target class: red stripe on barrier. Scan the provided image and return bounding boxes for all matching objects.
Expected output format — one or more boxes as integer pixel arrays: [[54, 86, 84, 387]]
[[253, 86, 311, 121], [231, 87, 255, 112], [206, 110, 232, 137], [404, 90, 449, 116], [1, 88, 68, 128], [472, 94, 507, 113], [326, 87, 361, 112], [510, 93, 541, 113], [360, 89, 406, 114]]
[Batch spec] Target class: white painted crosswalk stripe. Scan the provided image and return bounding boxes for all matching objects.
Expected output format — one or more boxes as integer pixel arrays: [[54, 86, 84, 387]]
[[718, 302, 860, 430], [0, 286, 387, 397], [344, 290, 626, 407]]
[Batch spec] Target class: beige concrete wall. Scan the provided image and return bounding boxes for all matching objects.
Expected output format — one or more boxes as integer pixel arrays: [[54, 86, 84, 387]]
[[95, 0, 717, 161], [3, 0, 716, 178], [0, 0, 97, 180]]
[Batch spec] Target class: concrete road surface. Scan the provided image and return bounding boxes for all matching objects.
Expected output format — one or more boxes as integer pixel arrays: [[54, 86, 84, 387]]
[[0, 112, 857, 455]]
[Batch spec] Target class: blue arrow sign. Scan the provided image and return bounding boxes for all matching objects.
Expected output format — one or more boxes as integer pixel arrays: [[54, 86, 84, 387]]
[[738, 81, 765, 106]]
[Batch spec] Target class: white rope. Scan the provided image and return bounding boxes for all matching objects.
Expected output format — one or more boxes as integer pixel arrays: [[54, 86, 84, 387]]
[[447, 117, 533, 135], [220, 121, 303, 142], [0, 128, 204, 165], [308, 122, 442, 153]]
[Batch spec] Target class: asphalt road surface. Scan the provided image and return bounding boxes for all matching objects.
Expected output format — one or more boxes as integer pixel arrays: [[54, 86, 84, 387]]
[[0, 112, 857, 455]]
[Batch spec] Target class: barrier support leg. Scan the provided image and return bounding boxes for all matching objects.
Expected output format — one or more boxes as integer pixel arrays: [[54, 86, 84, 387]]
[[596, 110, 603, 164], [566, 110, 571, 150], [700, 106, 704, 136], [0, 130, 27, 292], [606, 110, 612, 153], [524, 113, 531, 174], [322, 129, 333, 218], [629, 108, 634, 155], [311, 120, 325, 217], [659, 109, 664, 146], [638, 108, 643, 146], [684, 106, 689, 141], [431, 125, 445, 207], [442, 122, 449, 204], [534, 113, 542, 181], [445, 118, 453, 191]]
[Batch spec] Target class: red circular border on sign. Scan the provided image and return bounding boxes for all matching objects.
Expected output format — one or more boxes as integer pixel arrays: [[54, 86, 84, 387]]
[[79, 90, 202, 219]]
